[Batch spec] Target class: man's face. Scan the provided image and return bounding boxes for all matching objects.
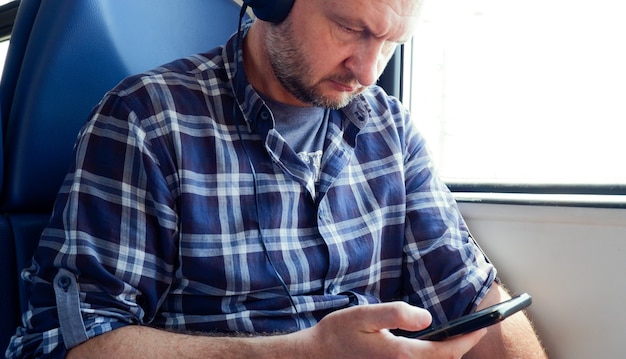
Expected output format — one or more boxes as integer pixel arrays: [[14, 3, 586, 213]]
[[265, 0, 421, 109]]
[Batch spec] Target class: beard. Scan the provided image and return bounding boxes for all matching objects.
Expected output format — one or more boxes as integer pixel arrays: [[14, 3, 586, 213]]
[[265, 19, 364, 109]]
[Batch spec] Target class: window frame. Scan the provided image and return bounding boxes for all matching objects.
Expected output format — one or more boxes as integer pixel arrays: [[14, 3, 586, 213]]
[[0, 0, 18, 41], [448, 182, 626, 208]]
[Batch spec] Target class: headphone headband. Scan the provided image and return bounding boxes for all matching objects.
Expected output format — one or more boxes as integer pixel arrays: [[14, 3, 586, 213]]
[[243, 0, 295, 23]]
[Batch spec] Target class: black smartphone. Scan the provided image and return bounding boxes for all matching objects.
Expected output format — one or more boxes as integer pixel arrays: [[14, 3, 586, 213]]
[[393, 292, 532, 341]]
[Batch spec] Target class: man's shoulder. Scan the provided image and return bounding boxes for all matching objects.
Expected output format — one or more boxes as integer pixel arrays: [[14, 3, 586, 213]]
[[112, 45, 230, 99], [89, 45, 235, 130]]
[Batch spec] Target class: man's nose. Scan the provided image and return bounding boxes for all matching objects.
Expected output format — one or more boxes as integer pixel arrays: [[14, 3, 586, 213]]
[[344, 41, 385, 87]]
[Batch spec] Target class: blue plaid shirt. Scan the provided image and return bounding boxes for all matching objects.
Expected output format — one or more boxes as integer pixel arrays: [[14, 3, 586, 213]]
[[7, 30, 495, 358]]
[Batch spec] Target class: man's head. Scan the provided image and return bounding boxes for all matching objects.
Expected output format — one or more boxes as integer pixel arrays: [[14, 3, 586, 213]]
[[246, 0, 422, 109]]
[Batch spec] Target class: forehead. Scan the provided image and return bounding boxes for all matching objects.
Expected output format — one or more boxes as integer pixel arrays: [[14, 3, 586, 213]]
[[320, 0, 422, 41]]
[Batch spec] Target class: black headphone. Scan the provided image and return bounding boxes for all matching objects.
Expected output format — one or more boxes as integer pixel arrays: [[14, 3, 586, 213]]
[[242, 0, 295, 23]]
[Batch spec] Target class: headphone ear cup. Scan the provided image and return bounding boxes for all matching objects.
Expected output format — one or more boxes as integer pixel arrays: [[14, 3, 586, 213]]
[[243, 0, 295, 23]]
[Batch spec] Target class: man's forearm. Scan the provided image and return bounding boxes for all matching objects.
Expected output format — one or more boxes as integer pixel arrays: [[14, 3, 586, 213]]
[[66, 325, 303, 359], [64, 302, 489, 359], [464, 284, 548, 359]]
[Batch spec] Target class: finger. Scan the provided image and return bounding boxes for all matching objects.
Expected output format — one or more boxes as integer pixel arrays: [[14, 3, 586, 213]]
[[434, 328, 488, 357]]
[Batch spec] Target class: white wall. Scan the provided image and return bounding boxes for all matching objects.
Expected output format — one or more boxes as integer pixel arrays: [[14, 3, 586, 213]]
[[459, 202, 626, 359]]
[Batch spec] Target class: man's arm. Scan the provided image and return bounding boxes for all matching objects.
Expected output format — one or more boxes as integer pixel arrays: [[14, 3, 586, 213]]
[[465, 283, 548, 358], [67, 302, 487, 359], [66, 325, 295, 359]]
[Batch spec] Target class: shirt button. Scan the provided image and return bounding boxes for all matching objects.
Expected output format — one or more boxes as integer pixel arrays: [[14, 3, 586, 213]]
[[318, 208, 328, 221], [327, 284, 339, 295], [57, 275, 72, 290], [260, 110, 270, 121]]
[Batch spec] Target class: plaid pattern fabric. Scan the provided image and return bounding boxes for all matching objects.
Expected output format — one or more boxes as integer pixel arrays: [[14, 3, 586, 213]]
[[7, 30, 495, 358]]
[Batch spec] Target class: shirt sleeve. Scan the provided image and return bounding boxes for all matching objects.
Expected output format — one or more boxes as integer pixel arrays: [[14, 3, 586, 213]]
[[6, 91, 180, 358], [400, 108, 496, 325]]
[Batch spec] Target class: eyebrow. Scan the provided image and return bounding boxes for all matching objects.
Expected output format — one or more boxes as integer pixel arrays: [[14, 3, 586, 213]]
[[332, 9, 414, 45]]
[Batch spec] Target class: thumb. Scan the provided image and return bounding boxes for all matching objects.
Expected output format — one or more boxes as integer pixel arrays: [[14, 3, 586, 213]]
[[356, 301, 433, 333]]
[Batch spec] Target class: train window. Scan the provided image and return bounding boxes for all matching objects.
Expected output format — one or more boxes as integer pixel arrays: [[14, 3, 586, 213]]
[[0, 40, 8, 77], [0, 0, 18, 77], [405, 0, 626, 190]]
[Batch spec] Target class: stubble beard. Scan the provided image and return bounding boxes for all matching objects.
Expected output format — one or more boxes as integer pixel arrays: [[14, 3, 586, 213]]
[[266, 20, 363, 110]]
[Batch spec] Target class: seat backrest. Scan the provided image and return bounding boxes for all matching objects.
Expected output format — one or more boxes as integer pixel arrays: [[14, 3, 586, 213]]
[[0, 0, 243, 353], [0, 215, 18, 354], [1, 0, 243, 212]]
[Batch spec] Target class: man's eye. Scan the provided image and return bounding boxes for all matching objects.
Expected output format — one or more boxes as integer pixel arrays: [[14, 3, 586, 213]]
[[341, 25, 360, 34]]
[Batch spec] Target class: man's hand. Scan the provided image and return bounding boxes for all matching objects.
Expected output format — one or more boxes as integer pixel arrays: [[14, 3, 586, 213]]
[[291, 301, 486, 359]]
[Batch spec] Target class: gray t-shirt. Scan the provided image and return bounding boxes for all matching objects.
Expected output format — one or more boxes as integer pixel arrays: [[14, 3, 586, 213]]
[[263, 97, 329, 186]]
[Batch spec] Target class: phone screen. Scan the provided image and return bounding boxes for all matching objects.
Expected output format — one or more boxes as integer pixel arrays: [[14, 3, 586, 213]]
[[393, 292, 532, 341]]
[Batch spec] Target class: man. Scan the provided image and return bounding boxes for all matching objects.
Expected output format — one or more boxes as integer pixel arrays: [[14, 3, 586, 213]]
[[8, 0, 547, 357]]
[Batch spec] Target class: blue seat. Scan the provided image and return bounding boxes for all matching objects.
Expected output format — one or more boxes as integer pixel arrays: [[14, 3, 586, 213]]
[[0, 215, 18, 354], [0, 0, 243, 353]]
